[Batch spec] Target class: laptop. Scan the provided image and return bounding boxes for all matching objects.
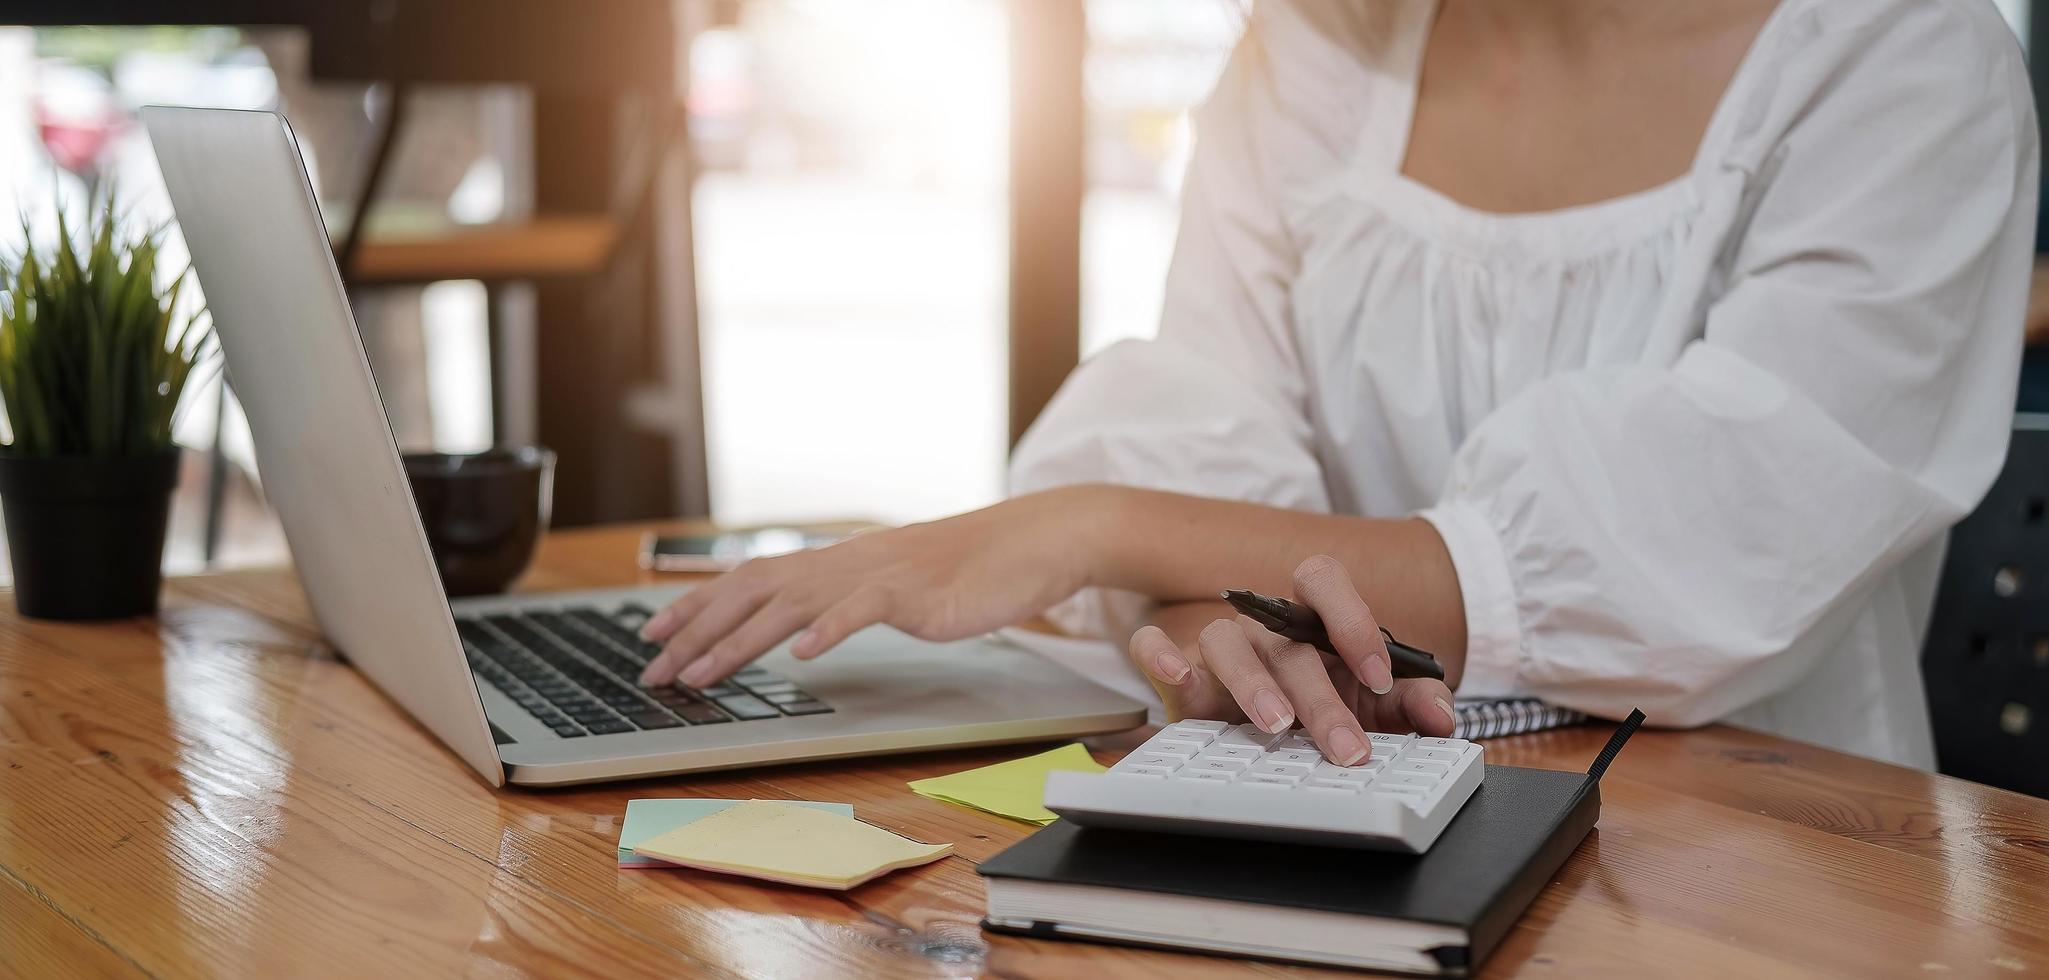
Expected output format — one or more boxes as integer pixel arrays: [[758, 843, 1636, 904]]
[[143, 106, 1146, 788]]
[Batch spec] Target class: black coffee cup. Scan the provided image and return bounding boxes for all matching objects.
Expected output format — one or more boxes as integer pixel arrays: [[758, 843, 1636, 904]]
[[401, 446, 555, 597]]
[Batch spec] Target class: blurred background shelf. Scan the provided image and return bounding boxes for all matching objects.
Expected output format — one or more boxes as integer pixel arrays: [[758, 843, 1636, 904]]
[[344, 216, 621, 285]]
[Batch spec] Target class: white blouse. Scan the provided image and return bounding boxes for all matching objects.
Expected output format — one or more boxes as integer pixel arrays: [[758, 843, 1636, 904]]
[[1010, 0, 2038, 766]]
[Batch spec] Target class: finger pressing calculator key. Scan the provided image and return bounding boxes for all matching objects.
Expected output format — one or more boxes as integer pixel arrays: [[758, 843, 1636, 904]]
[[1043, 722, 1485, 853]]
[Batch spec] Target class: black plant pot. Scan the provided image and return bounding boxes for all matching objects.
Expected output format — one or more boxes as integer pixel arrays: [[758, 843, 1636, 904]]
[[0, 449, 180, 620]]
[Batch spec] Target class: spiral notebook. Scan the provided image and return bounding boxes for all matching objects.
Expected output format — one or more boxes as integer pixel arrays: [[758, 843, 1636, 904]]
[[1451, 698, 1586, 740]]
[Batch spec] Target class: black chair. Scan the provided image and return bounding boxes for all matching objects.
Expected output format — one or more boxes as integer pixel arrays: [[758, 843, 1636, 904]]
[[1922, 414, 2049, 798]]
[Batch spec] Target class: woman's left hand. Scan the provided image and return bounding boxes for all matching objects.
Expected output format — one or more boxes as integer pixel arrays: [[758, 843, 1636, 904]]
[[635, 488, 1101, 688], [1128, 555, 1457, 765]]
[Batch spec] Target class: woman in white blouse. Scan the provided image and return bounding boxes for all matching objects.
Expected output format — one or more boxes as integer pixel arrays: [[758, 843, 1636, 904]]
[[642, 0, 2038, 769]]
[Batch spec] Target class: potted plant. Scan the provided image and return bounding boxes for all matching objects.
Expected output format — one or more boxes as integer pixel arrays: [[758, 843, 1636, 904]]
[[0, 199, 212, 620]]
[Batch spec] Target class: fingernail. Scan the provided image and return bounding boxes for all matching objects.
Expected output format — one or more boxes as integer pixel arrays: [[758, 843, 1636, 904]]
[[639, 610, 675, 641], [1433, 696, 1455, 729], [1325, 726, 1368, 767], [1154, 650, 1191, 683], [792, 629, 819, 658], [1363, 655, 1394, 696], [1251, 689, 1293, 733], [678, 660, 717, 689]]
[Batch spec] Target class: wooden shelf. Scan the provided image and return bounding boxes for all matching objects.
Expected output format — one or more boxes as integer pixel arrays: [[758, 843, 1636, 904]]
[[343, 215, 619, 285]]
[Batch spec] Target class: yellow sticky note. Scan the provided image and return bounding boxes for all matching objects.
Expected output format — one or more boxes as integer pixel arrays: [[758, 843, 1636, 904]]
[[631, 799, 951, 890], [906, 743, 1107, 825]]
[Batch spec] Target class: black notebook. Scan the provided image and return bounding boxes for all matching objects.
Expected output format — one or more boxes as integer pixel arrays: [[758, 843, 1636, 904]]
[[979, 712, 1643, 976]]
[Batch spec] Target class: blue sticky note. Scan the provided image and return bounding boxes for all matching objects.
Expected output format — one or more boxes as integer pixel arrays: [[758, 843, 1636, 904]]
[[618, 798, 855, 867]]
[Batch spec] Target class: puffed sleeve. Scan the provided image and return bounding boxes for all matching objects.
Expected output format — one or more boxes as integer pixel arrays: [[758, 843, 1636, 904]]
[[1420, 3, 2039, 726], [1011, 11, 1335, 638]]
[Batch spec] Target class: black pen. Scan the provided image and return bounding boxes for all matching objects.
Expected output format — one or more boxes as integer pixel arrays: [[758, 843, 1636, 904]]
[[1221, 589, 1446, 682]]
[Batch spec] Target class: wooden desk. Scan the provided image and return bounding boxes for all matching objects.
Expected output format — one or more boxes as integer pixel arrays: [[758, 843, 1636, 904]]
[[4, 524, 2047, 977]]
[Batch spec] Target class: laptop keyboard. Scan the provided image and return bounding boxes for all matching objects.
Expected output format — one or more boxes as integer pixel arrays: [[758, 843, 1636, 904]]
[[455, 603, 833, 738]]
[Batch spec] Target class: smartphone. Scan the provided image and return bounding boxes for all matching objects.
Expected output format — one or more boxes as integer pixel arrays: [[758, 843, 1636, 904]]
[[638, 527, 844, 572]]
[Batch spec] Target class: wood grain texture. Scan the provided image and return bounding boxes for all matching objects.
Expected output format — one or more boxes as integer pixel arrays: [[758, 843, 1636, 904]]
[[344, 216, 619, 285], [4, 522, 2047, 979]]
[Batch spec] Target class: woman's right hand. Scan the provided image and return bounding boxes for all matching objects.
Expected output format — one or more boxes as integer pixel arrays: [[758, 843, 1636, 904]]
[[1128, 555, 1457, 765]]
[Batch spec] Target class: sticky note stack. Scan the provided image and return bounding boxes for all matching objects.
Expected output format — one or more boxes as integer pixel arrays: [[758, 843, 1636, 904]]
[[631, 799, 952, 890], [906, 743, 1107, 825], [617, 798, 854, 868]]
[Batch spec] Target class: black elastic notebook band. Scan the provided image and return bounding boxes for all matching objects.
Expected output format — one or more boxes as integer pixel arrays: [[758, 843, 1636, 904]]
[[1584, 708, 1646, 783]]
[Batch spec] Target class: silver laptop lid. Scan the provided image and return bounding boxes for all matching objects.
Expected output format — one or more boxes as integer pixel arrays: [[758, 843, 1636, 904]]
[[144, 106, 503, 785]]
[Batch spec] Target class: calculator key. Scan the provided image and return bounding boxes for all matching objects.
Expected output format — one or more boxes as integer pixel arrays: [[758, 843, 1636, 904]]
[[1199, 744, 1262, 762], [1415, 737, 1465, 750], [1245, 763, 1309, 782], [1394, 758, 1451, 775], [1315, 752, 1385, 771], [1305, 779, 1365, 793], [1173, 768, 1236, 782], [1409, 746, 1464, 763], [1264, 749, 1321, 768], [776, 699, 834, 716], [1237, 772, 1297, 787], [1162, 725, 1222, 745], [1170, 719, 1230, 734], [1368, 732, 1412, 749], [739, 680, 799, 695], [1381, 771, 1440, 788], [1311, 762, 1376, 783], [1216, 725, 1270, 747], [1114, 760, 1176, 777], [1122, 754, 1184, 772], [1188, 756, 1251, 774], [1142, 739, 1204, 760], [1273, 734, 1320, 752]]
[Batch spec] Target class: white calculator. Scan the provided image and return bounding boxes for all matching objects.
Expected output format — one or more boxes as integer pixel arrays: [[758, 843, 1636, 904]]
[[1043, 720, 1485, 853]]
